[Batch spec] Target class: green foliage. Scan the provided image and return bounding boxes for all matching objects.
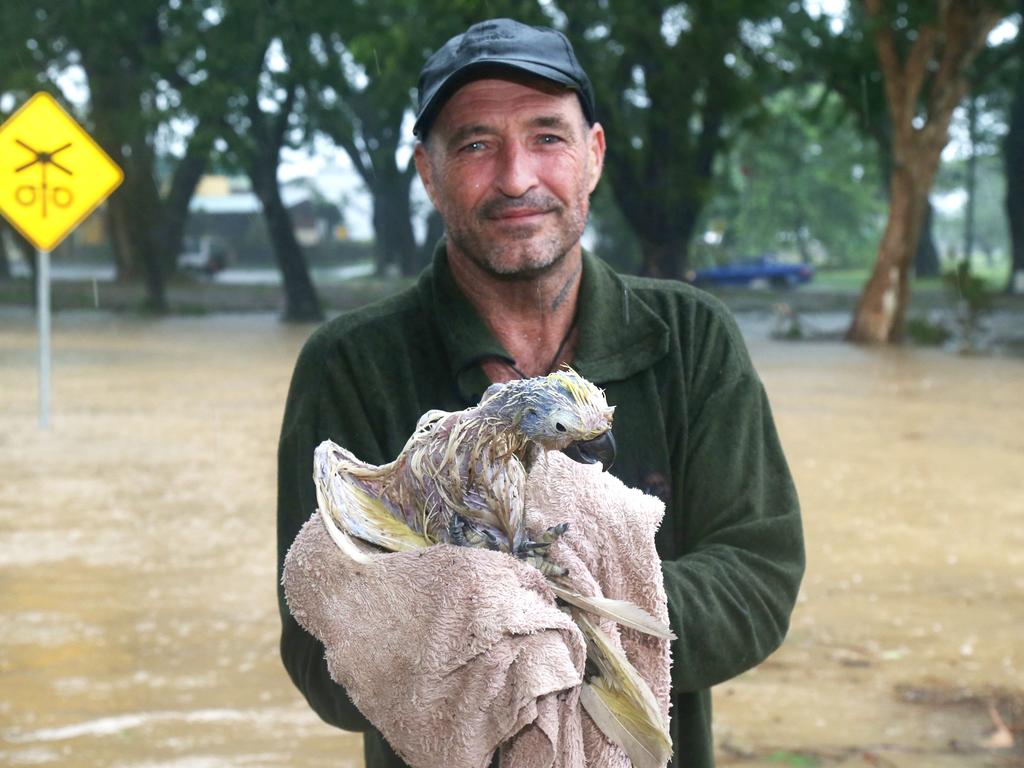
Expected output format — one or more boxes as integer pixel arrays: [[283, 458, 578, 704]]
[[770, 304, 806, 340], [945, 259, 996, 350], [0, 4, 48, 107], [934, 153, 1012, 263], [3, 0, 1019, 299], [765, 751, 820, 768], [561, 0, 800, 277], [946, 260, 995, 314], [588, 181, 642, 273], [906, 315, 953, 346], [701, 86, 887, 268], [268, 0, 547, 275]]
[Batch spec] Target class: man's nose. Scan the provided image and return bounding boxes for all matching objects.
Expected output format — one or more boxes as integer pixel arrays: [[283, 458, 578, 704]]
[[495, 141, 537, 197]]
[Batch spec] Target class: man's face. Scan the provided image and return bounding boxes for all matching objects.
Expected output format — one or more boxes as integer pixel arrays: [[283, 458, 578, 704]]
[[415, 76, 605, 280]]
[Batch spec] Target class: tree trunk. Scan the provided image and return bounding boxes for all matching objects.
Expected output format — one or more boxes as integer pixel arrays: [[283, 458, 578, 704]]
[[614, 162, 708, 280], [848, 155, 934, 343], [79, 39, 169, 312], [105, 199, 135, 281], [0, 221, 38, 302], [0, 223, 11, 280], [23, 242, 37, 292], [103, 152, 169, 313], [157, 133, 212, 276], [597, 60, 723, 280], [638, 236, 692, 280], [963, 94, 978, 271], [369, 170, 418, 277], [633, 200, 701, 280], [1005, 8, 1024, 293], [913, 203, 941, 278], [874, 125, 941, 279], [249, 157, 323, 323], [849, 0, 1004, 342], [418, 210, 446, 266]]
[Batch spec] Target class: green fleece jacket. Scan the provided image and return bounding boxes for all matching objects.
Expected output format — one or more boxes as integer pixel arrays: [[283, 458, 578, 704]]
[[277, 246, 805, 767]]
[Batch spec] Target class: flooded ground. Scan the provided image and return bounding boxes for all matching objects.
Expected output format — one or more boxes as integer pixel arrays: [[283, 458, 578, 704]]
[[1, 309, 1021, 767]]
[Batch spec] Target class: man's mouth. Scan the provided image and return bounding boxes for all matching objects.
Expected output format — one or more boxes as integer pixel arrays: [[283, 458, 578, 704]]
[[481, 195, 560, 223], [491, 208, 551, 221]]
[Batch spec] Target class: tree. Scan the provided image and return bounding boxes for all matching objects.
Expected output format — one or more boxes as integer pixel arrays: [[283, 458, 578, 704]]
[[47, 3, 214, 311], [0, 220, 36, 284], [564, 0, 795, 279], [1005, 3, 1024, 292], [796, 3, 945, 278], [306, 0, 545, 277], [306, 4, 436, 276], [947, 29, 1019, 274], [847, 0, 1010, 344], [934, 152, 1011, 263], [14, 1, 219, 313], [704, 86, 887, 268], [0, 221, 15, 280], [0, 3, 53, 288], [199, 0, 323, 322]]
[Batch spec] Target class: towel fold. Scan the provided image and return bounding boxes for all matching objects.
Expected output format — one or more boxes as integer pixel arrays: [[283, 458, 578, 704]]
[[283, 452, 671, 768]]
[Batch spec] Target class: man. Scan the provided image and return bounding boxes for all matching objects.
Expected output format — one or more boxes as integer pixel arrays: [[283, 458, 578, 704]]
[[277, 18, 804, 767]]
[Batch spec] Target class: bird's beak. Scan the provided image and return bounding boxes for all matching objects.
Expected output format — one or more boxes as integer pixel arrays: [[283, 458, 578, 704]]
[[562, 430, 616, 471]]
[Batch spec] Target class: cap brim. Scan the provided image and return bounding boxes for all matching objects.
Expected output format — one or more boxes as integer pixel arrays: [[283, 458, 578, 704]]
[[413, 59, 581, 137]]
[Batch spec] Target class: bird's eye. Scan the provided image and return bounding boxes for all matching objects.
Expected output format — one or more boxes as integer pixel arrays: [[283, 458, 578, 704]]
[[555, 422, 566, 432]]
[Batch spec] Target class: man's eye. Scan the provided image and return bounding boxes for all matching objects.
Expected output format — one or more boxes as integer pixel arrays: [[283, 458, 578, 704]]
[[538, 134, 564, 145], [461, 141, 486, 153]]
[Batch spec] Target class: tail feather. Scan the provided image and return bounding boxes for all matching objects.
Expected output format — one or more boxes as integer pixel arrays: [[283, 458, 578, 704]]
[[574, 612, 672, 766], [581, 681, 670, 768], [548, 581, 675, 640]]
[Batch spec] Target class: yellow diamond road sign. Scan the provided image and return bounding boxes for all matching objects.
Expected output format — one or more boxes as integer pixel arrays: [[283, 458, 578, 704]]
[[0, 92, 123, 252]]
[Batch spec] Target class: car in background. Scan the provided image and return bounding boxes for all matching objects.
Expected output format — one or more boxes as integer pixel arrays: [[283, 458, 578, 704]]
[[685, 255, 814, 288]]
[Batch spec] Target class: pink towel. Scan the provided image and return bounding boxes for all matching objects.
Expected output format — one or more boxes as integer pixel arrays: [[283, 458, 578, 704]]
[[283, 452, 671, 768]]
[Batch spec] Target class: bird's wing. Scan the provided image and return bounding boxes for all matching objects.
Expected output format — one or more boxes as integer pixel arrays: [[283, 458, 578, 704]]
[[313, 440, 432, 554], [465, 448, 526, 551]]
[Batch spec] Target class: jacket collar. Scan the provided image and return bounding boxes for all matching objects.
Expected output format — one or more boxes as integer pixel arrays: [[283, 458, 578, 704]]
[[573, 252, 670, 383], [418, 241, 668, 402]]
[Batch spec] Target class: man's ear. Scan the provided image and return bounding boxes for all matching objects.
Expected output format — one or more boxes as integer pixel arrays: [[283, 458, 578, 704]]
[[414, 142, 438, 207], [586, 122, 606, 195]]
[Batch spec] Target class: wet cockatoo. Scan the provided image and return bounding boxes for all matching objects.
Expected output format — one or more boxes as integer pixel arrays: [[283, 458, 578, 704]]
[[314, 368, 615, 573], [313, 368, 673, 768]]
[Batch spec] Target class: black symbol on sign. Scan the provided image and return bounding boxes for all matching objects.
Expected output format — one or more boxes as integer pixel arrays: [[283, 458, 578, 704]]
[[13, 139, 74, 218]]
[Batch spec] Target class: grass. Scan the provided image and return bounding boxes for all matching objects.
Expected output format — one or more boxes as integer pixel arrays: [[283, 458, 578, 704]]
[[814, 254, 1011, 293]]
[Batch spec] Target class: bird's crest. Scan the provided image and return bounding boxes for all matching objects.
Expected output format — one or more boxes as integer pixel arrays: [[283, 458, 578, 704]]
[[549, 367, 599, 408]]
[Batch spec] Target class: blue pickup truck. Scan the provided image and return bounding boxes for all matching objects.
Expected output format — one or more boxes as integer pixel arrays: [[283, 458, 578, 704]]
[[686, 255, 814, 288]]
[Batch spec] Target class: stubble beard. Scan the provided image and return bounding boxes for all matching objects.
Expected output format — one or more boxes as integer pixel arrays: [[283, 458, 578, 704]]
[[443, 192, 589, 282]]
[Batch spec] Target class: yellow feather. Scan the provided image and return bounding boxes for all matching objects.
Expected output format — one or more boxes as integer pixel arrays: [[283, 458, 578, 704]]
[[548, 582, 675, 640], [314, 449, 433, 554], [574, 612, 672, 765], [581, 679, 671, 768]]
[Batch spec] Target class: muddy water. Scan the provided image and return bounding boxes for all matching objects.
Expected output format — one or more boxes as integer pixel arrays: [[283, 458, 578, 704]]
[[1, 311, 1021, 767]]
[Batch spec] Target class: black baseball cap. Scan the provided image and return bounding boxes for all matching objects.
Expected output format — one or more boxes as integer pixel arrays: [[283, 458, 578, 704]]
[[413, 18, 596, 139]]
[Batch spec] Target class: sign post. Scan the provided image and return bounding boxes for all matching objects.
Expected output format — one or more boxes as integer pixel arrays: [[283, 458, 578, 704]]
[[37, 250, 51, 428], [0, 92, 123, 428]]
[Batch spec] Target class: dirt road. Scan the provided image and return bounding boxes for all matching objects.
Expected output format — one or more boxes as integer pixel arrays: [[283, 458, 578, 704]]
[[1, 310, 1020, 767]]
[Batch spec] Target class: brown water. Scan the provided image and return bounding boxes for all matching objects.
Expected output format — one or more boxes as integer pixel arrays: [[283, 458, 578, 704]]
[[1, 311, 1021, 767]]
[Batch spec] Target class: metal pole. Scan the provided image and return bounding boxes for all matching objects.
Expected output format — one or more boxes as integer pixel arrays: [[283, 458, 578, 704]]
[[37, 249, 51, 429]]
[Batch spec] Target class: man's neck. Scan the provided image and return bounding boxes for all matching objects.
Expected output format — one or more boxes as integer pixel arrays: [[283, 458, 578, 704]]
[[447, 247, 583, 381]]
